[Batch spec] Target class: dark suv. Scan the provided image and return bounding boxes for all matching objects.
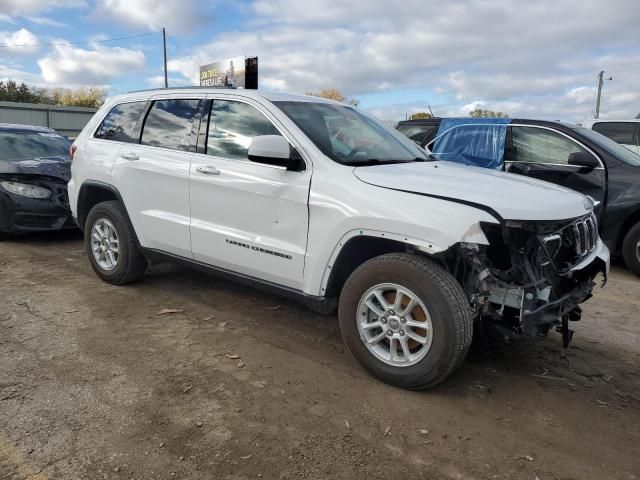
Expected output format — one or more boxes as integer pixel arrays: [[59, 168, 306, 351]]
[[397, 118, 640, 275]]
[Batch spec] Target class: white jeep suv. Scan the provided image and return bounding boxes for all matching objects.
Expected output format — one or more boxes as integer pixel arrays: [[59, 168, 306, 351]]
[[68, 88, 609, 389]]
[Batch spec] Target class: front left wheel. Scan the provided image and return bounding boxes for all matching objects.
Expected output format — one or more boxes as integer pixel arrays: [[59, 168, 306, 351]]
[[85, 200, 147, 285], [338, 253, 473, 390]]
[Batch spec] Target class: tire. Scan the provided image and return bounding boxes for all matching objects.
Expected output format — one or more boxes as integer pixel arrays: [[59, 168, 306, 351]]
[[84, 200, 147, 285], [622, 222, 640, 277], [338, 253, 473, 390], [0, 231, 11, 241]]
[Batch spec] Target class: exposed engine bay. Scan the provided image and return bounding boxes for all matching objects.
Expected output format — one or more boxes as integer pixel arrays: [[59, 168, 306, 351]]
[[448, 213, 609, 346]]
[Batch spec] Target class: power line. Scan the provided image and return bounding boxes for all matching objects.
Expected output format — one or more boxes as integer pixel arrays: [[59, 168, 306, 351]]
[[0, 31, 161, 49], [166, 33, 198, 64]]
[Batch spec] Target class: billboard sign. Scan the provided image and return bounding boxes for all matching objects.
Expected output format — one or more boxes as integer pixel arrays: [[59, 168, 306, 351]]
[[199, 56, 258, 89]]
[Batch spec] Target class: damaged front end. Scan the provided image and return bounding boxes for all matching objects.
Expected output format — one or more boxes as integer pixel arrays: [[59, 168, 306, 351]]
[[455, 213, 609, 346]]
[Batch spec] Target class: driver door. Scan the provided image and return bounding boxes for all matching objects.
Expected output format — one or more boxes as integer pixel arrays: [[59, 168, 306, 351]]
[[504, 125, 606, 218], [188, 97, 312, 289]]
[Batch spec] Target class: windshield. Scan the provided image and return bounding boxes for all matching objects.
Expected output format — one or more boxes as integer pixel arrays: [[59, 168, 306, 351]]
[[0, 129, 71, 162], [572, 126, 640, 166], [274, 101, 429, 165]]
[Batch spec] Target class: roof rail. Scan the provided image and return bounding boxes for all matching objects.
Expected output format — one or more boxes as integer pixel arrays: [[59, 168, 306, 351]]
[[126, 85, 238, 94]]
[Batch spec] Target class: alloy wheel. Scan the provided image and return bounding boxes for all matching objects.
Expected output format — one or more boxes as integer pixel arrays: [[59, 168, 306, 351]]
[[90, 218, 120, 271], [356, 283, 433, 367]]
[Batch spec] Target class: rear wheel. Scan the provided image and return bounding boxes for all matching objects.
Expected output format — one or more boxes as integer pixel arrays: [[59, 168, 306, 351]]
[[622, 222, 640, 277], [338, 253, 473, 390], [85, 200, 147, 284]]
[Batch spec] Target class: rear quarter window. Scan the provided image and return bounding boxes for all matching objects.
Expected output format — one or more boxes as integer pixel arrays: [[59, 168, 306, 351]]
[[94, 101, 147, 143]]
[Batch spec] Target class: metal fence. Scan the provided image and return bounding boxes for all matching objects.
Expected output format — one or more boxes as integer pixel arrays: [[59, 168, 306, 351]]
[[0, 101, 97, 139]]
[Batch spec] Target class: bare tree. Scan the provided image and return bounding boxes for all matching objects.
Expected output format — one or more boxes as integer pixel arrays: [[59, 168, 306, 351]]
[[306, 88, 360, 107]]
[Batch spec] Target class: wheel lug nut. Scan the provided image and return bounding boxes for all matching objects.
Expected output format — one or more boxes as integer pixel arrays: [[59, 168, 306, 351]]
[[399, 330, 405, 336], [381, 318, 387, 324], [387, 331, 393, 336], [400, 317, 406, 323]]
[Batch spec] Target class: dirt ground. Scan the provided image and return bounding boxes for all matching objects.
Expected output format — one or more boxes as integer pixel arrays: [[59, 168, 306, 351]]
[[1, 230, 639, 480]]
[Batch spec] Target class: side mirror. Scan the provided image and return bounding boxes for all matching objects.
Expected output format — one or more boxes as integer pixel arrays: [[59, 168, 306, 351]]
[[248, 135, 304, 171], [568, 151, 598, 169]]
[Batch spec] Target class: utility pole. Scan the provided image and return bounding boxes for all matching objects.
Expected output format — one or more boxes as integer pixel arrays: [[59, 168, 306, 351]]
[[162, 27, 168, 88], [595, 70, 612, 119]]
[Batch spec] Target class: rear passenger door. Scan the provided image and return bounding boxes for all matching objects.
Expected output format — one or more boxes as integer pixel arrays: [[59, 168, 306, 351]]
[[505, 125, 607, 217], [189, 97, 311, 289], [111, 97, 202, 258]]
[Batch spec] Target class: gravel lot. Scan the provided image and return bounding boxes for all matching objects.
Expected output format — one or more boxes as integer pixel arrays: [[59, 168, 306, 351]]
[[1, 230, 639, 480]]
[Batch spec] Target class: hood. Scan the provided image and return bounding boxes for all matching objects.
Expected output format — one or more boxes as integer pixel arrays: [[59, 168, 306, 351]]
[[0, 155, 71, 182], [353, 160, 592, 221]]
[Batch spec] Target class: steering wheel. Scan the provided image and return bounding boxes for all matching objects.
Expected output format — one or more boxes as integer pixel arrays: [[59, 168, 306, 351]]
[[345, 145, 370, 159]]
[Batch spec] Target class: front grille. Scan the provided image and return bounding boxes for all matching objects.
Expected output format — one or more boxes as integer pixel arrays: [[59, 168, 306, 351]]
[[534, 213, 599, 270], [572, 213, 598, 257]]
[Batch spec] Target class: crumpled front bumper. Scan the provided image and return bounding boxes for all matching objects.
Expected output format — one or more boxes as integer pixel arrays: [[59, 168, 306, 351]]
[[487, 239, 610, 337], [570, 238, 610, 280], [0, 189, 73, 234]]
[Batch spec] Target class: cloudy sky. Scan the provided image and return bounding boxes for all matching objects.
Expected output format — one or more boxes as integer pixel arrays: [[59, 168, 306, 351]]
[[1, 0, 638, 121]]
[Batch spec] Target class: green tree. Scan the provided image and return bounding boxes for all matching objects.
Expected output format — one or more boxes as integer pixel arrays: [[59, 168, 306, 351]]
[[306, 88, 360, 107], [469, 108, 509, 118], [409, 112, 433, 120]]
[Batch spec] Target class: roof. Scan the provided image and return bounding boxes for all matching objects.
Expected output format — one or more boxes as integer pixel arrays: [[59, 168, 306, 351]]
[[398, 117, 584, 128], [583, 118, 640, 125], [121, 87, 344, 105], [0, 122, 56, 132]]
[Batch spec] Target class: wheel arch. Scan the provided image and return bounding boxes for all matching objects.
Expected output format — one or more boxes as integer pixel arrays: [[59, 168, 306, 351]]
[[616, 207, 640, 252], [321, 230, 448, 299], [77, 181, 129, 233]]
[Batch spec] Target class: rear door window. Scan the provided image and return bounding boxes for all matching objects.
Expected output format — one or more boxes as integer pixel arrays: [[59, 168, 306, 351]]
[[94, 101, 146, 142], [592, 122, 638, 147], [141, 99, 201, 151]]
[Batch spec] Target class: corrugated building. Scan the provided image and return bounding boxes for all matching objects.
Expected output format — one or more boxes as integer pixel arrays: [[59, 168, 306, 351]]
[[0, 101, 97, 139]]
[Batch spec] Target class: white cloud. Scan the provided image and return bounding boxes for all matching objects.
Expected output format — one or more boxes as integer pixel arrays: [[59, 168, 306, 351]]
[[146, 74, 193, 88], [0, 28, 39, 54], [26, 16, 68, 27], [164, 0, 640, 122], [94, 0, 213, 35], [0, 63, 42, 84], [37, 44, 145, 85], [0, 0, 84, 16]]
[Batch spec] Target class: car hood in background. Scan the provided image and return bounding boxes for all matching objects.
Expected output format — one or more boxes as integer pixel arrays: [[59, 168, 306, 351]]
[[353, 160, 591, 221], [0, 155, 71, 182]]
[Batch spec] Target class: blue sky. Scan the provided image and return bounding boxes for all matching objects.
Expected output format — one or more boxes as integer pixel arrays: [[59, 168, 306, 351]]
[[1, 0, 639, 121]]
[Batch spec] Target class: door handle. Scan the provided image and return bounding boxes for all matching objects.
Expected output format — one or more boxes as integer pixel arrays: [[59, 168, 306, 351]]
[[196, 165, 221, 175], [121, 152, 139, 161]]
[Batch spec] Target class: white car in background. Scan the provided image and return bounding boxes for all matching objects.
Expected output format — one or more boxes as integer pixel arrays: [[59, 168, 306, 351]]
[[582, 119, 640, 155], [68, 87, 609, 389]]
